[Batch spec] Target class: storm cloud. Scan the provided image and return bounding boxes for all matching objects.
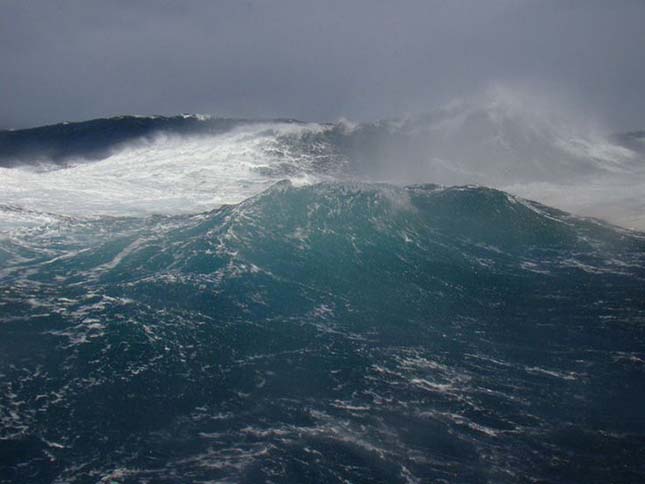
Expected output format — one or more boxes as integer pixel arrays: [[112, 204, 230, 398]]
[[1, 0, 644, 129]]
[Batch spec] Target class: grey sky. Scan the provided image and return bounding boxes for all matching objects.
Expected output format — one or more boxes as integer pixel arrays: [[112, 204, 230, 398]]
[[1, 0, 644, 130]]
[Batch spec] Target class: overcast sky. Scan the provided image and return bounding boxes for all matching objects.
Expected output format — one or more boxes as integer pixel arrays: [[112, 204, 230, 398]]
[[1, 0, 644, 130]]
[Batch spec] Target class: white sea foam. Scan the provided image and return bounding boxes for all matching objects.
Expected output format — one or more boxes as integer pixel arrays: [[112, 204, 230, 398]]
[[0, 122, 332, 226]]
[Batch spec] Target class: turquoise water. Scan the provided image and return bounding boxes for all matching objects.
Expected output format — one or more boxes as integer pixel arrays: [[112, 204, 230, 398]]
[[2, 181, 644, 482]]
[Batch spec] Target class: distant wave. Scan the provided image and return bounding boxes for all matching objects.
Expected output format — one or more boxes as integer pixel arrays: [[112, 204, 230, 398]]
[[0, 115, 255, 167], [1, 90, 644, 229]]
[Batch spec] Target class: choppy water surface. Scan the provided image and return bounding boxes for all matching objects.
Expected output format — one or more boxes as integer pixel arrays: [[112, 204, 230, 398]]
[[2, 103, 645, 483]]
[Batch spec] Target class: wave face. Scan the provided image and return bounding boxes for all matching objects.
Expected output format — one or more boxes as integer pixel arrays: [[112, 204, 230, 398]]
[[1, 181, 645, 483]]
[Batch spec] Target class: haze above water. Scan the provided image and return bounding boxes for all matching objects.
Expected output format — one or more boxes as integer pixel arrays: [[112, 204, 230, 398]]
[[1, 85, 644, 232]]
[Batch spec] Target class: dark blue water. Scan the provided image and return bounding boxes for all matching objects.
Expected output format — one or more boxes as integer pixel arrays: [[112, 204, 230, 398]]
[[1, 180, 645, 483]]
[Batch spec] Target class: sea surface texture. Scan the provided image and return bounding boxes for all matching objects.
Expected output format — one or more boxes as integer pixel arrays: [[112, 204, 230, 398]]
[[1, 100, 645, 483]]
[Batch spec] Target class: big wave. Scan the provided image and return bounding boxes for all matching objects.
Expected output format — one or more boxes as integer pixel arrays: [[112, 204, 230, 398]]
[[1, 182, 644, 482], [1, 87, 645, 229]]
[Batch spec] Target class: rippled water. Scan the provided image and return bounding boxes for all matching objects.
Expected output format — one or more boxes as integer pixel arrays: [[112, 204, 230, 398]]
[[2, 181, 645, 482]]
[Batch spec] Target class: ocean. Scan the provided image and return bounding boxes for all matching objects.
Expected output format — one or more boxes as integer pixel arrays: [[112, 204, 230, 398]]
[[1, 105, 645, 483]]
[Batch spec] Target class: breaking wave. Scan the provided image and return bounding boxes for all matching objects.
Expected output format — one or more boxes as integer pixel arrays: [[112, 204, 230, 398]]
[[1, 87, 645, 228]]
